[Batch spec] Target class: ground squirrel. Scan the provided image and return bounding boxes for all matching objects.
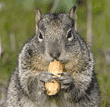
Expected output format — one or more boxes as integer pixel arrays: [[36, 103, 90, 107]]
[[4, 5, 100, 107]]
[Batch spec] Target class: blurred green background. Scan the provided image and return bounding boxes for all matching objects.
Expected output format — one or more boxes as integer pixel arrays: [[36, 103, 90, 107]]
[[0, 0, 110, 106]]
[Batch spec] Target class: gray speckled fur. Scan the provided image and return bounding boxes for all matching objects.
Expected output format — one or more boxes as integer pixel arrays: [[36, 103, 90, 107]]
[[5, 6, 100, 107]]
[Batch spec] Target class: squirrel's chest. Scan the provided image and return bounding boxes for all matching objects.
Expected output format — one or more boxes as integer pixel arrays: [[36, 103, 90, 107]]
[[35, 91, 75, 107]]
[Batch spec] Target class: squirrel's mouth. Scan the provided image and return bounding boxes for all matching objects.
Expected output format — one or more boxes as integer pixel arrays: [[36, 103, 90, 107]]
[[49, 57, 68, 64]]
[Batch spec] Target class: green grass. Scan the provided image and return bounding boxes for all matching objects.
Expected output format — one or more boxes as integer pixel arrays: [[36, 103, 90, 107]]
[[0, 0, 110, 106]]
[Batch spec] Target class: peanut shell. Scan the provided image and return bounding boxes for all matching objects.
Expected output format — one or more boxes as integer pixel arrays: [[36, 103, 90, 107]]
[[45, 59, 64, 95]]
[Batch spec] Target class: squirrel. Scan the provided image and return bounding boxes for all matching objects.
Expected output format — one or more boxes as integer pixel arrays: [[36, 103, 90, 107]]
[[4, 5, 100, 107]]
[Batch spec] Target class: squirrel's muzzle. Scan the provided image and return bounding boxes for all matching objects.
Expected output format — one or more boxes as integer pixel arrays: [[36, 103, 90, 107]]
[[48, 41, 61, 59], [50, 52, 61, 59]]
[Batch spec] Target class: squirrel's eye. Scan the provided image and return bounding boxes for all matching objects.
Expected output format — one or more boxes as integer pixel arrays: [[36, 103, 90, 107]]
[[38, 30, 43, 42], [67, 29, 74, 41]]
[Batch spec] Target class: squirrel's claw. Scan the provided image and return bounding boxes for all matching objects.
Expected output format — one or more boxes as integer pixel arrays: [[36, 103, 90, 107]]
[[57, 72, 73, 89], [39, 71, 56, 82], [38, 71, 58, 90]]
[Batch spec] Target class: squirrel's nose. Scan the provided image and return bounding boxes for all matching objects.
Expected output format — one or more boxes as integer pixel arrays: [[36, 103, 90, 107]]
[[50, 52, 61, 59]]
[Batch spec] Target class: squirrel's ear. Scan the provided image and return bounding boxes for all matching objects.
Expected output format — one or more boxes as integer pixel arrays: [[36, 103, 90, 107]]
[[35, 6, 42, 33], [68, 5, 77, 31], [35, 6, 42, 24]]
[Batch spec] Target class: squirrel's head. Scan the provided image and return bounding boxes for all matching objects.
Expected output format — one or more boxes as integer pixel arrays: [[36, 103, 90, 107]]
[[32, 6, 88, 64]]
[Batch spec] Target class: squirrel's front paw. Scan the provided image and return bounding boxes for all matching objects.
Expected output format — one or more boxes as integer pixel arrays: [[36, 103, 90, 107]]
[[38, 71, 57, 90], [57, 72, 74, 89]]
